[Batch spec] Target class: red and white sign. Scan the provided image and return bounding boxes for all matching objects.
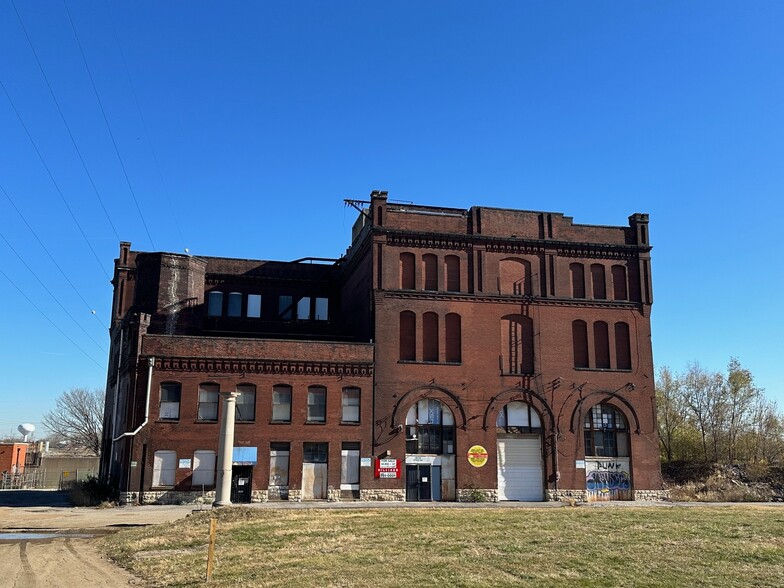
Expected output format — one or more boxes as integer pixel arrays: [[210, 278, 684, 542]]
[[374, 458, 401, 479]]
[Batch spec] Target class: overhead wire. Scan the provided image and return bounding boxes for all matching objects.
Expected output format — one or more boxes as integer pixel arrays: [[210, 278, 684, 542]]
[[61, 0, 157, 251], [0, 79, 111, 281], [0, 267, 105, 370], [8, 0, 121, 245], [0, 227, 107, 355], [102, 0, 185, 251], [0, 182, 108, 330]]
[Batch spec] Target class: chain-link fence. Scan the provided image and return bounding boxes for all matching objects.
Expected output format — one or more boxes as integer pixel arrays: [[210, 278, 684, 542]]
[[0, 470, 46, 489]]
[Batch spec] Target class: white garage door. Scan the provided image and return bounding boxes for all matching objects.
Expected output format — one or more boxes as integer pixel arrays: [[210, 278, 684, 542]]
[[497, 437, 544, 501]]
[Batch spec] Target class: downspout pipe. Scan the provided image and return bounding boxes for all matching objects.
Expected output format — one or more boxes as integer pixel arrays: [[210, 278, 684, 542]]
[[113, 356, 155, 442]]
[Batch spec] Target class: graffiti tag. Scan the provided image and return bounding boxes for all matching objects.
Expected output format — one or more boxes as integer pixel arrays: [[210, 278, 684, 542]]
[[586, 470, 630, 492]]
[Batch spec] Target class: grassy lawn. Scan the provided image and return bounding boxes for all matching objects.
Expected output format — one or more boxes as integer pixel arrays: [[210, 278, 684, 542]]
[[100, 505, 784, 587]]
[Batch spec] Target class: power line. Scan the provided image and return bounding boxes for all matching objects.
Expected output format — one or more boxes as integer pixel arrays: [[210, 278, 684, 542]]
[[0, 182, 108, 330], [0, 267, 104, 371], [0, 228, 107, 355], [8, 0, 121, 244], [102, 0, 185, 251], [61, 0, 157, 251], [0, 79, 111, 281]]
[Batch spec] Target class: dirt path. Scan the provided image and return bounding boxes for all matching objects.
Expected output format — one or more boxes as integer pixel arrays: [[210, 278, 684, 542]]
[[0, 493, 195, 588], [0, 536, 138, 587]]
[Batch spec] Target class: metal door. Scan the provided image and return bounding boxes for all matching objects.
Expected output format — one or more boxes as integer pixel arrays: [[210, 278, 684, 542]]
[[230, 466, 252, 503], [406, 465, 434, 501]]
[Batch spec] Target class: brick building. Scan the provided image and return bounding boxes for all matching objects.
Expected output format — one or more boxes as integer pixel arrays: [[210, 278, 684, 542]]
[[101, 191, 664, 504]]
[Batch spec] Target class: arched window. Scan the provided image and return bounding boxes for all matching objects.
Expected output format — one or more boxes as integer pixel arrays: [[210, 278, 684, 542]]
[[615, 322, 631, 370], [612, 265, 628, 300], [591, 265, 606, 299], [594, 321, 610, 368], [400, 253, 415, 289], [499, 258, 532, 296], [570, 263, 585, 298], [422, 254, 438, 291], [207, 291, 223, 317], [501, 315, 534, 374], [445, 313, 461, 363], [572, 320, 589, 368], [496, 401, 542, 434], [399, 311, 416, 361], [405, 399, 455, 454], [423, 312, 439, 362], [445, 255, 461, 292], [584, 404, 629, 457]]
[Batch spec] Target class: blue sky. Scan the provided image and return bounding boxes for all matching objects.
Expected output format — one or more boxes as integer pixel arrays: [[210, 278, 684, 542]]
[[1, 1, 782, 438]]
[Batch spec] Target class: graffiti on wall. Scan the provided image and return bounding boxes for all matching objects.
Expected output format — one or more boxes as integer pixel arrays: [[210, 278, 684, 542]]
[[585, 459, 631, 500]]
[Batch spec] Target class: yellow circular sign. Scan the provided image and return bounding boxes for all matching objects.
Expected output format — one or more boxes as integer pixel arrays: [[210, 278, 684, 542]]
[[467, 445, 489, 468]]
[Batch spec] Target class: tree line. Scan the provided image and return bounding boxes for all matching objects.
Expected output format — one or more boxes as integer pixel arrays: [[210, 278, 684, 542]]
[[657, 358, 784, 464]]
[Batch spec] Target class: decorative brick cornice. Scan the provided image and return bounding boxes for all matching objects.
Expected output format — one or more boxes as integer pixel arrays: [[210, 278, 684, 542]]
[[150, 355, 373, 377], [382, 290, 642, 310], [380, 228, 649, 259]]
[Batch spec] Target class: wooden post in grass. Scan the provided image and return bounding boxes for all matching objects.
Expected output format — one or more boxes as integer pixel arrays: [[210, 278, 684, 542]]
[[206, 517, 217, 581]]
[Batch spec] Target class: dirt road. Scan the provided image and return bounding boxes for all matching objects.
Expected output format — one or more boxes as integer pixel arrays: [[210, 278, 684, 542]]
[[0, 491, 195, 587]]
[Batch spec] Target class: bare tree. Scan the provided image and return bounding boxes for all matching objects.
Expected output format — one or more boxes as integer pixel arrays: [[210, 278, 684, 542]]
[[42, 387, 104, 455], [656, 366, 686, 461]]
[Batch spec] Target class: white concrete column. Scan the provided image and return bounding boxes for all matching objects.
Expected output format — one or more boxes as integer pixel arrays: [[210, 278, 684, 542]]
[[213, 391, 239, 507]]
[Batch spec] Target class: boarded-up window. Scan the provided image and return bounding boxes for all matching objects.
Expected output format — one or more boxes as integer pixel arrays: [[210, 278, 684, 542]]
[[594, 321, 610, 369], [591, 265, 606, 300], [342, 387, 360, 423], [228, 292, 243, 317], [269, 442, 290, 487], [445, 313, 461, 363], [615, 322, 631, 370], [423, 312, 439, 362], [236, 384, 256, 421], [341, 442, 360, 487], [572, 320, 589, 368], [400, 252, 415, 289], [272, 385, 291, 422], [399, 311, 416, 361], [152, 450, 176, 487], [496, 401, 543, 433], [198, 383, 219, 421], [423, 254, 438, 291], [499, 258, 532, 296], [192, 450, 216, 487], [247, 294, 262, 318], [570, 263, 585, 298], [207, 291, 223, 317], [159, 382, 181, 420], [612, 265, 628, 301], [307, 386, 326, 422], [445, 255, 460, 292], [501, 315, 534, 374]]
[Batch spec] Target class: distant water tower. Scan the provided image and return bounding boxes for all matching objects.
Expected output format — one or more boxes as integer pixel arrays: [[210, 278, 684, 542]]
[[18, 423, 35, 442]]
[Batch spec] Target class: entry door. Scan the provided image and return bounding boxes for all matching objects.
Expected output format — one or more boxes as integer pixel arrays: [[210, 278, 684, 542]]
[[302, 463, 327, 499], [497, 437, 544, 501], [406, 465, 439, 501], [231, 466, 253, 503]]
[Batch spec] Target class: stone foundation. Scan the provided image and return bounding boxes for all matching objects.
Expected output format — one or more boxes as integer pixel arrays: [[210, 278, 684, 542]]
[[634, 489, 670, 501], [547, 489, 588, 502], [457, 488, 499, 502], [360, 489, 405, 501], [327, 488, 341, 502], [267, 485, 289, 501], [128, 490, 217, 505], [288, 488, 303, 502], [250, 490, 268, 503]]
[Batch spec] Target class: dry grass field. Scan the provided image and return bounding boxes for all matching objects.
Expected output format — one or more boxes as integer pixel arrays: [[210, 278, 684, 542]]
[[100, 505, 784, 587]]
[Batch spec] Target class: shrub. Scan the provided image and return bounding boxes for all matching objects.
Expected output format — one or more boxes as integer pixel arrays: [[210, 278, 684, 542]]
[[69, 475, 118, 507]]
